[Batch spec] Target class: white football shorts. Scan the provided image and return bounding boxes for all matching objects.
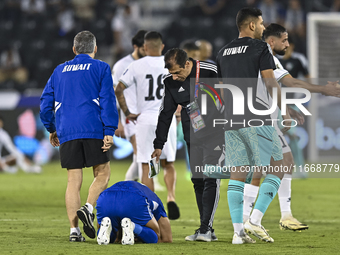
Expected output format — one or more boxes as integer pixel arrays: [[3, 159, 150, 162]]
[[120, 109, 136, 140], [136, 115, 177, 163], [274, 121, 291, 154]]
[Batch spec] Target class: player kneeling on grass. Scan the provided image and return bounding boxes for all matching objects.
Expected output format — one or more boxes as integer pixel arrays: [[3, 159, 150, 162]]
[[96, 181, 172, 245]]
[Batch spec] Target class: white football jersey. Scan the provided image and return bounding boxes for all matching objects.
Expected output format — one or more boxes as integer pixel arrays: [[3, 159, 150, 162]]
[[270, 55, 290, 120], [112, 54, 138, 114], [119, 56, 167, 125], [273, 55, 289, 84]]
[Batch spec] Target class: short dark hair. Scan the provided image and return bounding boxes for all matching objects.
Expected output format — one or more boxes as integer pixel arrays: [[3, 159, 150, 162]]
[[236, 7, 262, 31], [164, 48, 188, 69], [179, 40, 199, 52], [132, 30, 147, 47], [144, 31, 163, 42], [73, 31, 96, 54], [263, 23, 287, 39]]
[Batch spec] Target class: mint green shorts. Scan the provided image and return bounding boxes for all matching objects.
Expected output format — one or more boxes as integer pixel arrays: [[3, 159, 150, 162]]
[[225, 126, 283, 167]]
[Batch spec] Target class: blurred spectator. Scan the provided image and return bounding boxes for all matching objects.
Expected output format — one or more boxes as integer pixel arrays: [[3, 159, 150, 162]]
[[47, 0, 62, 6], [278, 37, 310, 81], [284, 0, 306, 53], [0, 115, 41, 174], [2, 0, 22, 22], [57, 2, 75, 37], [246, 0, 259, 7], [0, 46, 28, 84], [21, 0, 46, 15], [285, 0, 305, 38], [330, 0, 340, 11], [198, 0, 226, 16], [258, 0, 284, 26], [179, 39, 200, 59], [111, 0, 141, 61], [71, 0, 96, 30], [195, 39, 213, 62], [181, 0, 226, 18]]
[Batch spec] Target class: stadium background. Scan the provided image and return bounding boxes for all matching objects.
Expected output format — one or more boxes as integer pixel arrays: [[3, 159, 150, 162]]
[[0, 0, 339, 164], [1, 1, 340, 254]]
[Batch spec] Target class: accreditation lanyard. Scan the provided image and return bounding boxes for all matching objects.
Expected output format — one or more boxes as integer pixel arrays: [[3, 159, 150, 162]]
[[186, 60, 205, 133], [195, 60, 200, 98]]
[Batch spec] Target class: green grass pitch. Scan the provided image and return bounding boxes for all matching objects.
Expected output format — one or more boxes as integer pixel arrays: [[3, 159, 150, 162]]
[[1, 160, 339, 254]]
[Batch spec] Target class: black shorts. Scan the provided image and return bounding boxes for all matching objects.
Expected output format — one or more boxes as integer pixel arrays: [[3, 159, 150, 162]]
[[59, 139, 109, 169], [190, 132, 225, 179]]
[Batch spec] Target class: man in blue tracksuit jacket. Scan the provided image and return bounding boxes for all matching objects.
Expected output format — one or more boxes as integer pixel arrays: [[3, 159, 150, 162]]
[[40, 31, 119, 242]]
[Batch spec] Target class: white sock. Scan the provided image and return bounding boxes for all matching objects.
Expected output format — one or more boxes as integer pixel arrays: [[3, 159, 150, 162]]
[[243, 184, 259, 222], [233, 223, 244, 235], [250, 209, 264, 226], [70, 227, 80, 235], [125, 154, 139, 181], [3, 165, 18, 174], [278, 174, 292, 219], [85, 203, 93, 214]]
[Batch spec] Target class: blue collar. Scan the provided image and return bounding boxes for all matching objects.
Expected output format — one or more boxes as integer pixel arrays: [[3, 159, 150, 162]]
[[75, 54, 92, 59]]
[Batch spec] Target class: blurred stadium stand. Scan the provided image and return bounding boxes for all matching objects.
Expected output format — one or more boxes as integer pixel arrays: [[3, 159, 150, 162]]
[[0, 0, 336, 92]]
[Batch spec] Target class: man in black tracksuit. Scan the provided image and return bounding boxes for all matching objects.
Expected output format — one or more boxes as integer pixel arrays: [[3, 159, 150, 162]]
[[151, 48, 224, 242]]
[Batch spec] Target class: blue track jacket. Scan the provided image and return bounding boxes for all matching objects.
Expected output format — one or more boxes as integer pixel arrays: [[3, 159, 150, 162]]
[[40, 54, 118, 144]]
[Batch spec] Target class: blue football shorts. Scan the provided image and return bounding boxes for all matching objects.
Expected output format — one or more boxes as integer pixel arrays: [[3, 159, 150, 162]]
[[96, 190, 153, 234]]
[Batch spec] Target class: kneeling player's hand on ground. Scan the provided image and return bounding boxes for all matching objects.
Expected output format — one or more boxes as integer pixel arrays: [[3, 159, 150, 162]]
[[102, 135, 114, 152], [49, 131, 60, 147], [151, 149, 162, 164]]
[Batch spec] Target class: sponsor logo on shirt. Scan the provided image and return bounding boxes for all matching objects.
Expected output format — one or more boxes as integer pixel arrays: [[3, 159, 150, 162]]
[[178, 86, 185, 92]]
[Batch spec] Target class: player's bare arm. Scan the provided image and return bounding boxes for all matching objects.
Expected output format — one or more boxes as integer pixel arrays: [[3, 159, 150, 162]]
[[261, 68, 284, 109], [115, 81, 139, 122], [157, 216, 173, 243], [115, 82, 128, 114], [287, 106, 305, 125], [261, 69, 292, 132], [281, 74, 340, 97]]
